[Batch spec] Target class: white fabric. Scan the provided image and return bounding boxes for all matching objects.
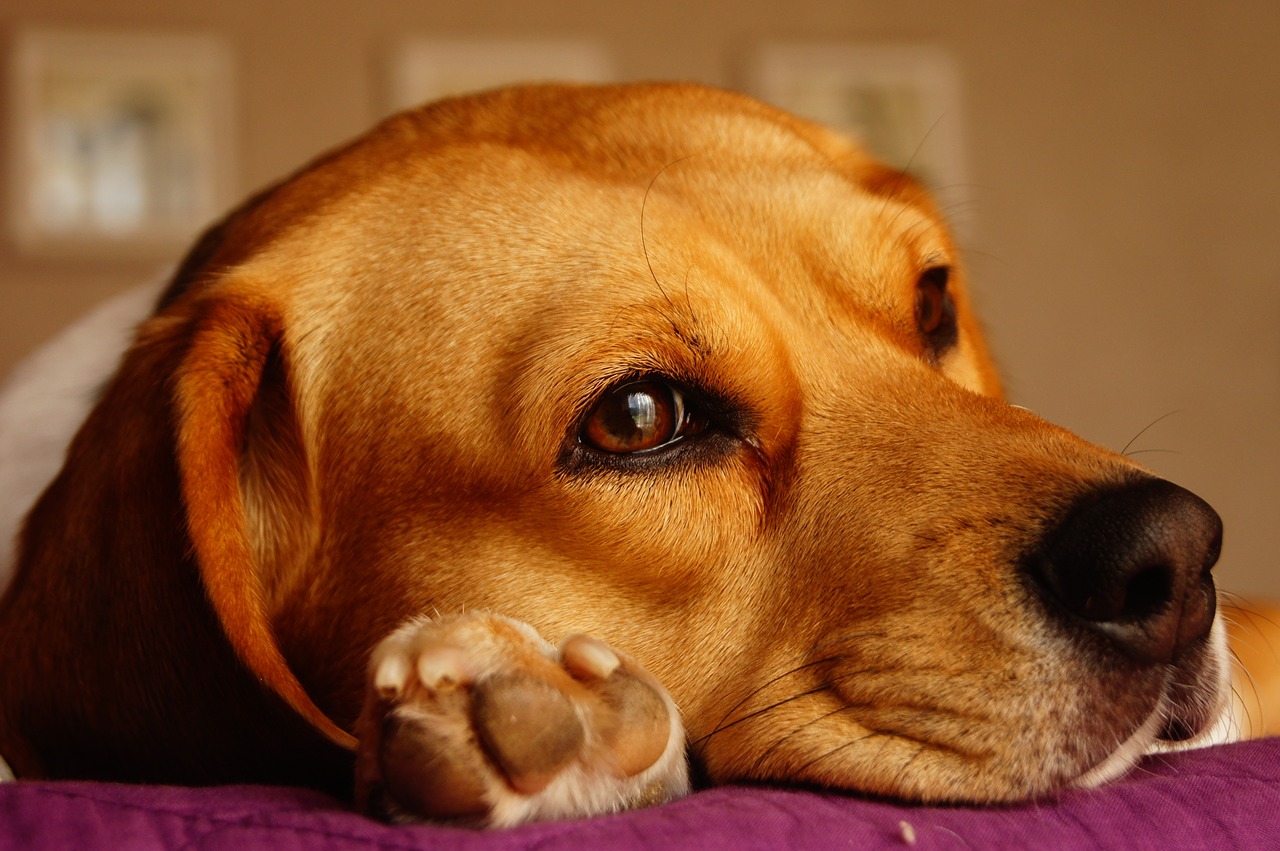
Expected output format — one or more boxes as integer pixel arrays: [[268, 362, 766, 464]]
[[0, 283, 162, 596]]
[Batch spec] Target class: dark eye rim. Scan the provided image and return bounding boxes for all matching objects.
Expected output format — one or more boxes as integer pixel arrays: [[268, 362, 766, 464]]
[[916, 265, 958, 358], [560, 373, 742, 474]]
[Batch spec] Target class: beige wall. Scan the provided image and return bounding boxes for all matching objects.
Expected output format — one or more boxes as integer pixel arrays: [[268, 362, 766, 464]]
[[2, 0, 1278, 597]]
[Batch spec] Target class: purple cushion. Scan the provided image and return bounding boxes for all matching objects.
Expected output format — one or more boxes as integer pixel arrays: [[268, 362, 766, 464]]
[[2, 738, 1278, 850]]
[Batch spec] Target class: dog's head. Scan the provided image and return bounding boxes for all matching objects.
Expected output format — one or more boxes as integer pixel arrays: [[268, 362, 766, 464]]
[[39, 83, 1231, 800]]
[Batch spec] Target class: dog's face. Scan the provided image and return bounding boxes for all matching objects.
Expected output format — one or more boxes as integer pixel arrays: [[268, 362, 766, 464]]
[[153, 84, 1226, 802]]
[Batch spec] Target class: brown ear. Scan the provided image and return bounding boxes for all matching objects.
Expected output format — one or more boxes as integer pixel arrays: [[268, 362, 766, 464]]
[[174, 285, 357, 751]]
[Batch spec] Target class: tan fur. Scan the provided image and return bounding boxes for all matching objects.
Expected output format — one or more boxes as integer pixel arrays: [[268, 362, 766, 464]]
[[1227, 601, 1280, 737], [0, 82, 1243, 812]]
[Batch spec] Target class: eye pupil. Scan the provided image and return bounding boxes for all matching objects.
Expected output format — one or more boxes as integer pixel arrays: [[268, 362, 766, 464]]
[[610, 387, 666, 445], [917, 283, 943, 334], [915, 267, 956, 347], [583, 381, 689, 454]]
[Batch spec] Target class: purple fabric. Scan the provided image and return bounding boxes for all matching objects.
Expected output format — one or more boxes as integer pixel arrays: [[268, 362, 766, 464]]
[[2, 738, 1278, 850]]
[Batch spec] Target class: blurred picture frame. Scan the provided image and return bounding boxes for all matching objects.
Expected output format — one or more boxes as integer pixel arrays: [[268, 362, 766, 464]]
[[748, 44, 966, 202], [7, 29, 234, 258], [387, 37, 614, 113]]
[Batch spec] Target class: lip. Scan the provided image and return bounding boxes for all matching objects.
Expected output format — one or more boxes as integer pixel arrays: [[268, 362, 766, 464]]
[[1149, 620, 1237, 751], [1072, 702, 1167, 790], [1073, 619, 1234, 790]]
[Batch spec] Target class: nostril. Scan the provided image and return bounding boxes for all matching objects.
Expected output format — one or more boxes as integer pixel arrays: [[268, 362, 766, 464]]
[[1120, 564, 1173, 623], [1203, 528, 1223, 576]]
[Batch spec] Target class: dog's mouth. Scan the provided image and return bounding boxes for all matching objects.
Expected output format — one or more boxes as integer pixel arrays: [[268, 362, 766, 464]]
[[1073, 617, 1235, 790], [695, 477, 1231, 804], [694, 612, 1232, 805]]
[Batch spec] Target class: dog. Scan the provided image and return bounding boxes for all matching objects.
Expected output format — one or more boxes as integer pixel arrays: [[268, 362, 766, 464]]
[[0, 82, 1242, 826]]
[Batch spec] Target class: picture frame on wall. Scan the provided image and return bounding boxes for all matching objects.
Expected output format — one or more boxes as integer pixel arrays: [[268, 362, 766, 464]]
[[7, 30, 235, 257], [387, 38, 615, 113], [748, 44, 966, 205]]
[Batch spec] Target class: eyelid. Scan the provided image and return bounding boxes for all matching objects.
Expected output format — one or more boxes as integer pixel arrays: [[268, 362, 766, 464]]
[[920, 265, 950, 290]]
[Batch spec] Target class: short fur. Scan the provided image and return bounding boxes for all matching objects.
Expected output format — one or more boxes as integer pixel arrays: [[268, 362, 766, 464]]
[[0, 83, 1238, 821]]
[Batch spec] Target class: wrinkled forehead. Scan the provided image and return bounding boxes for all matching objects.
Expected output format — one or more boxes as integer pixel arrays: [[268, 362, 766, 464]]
[[259, 96, 958, 383], [630, 155, 953, 320], [323, 119, 948, 318], [226, 83, 951, 317]]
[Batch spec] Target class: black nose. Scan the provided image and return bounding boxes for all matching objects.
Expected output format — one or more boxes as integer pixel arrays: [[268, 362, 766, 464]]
[[1026, 478, 1223, 664]]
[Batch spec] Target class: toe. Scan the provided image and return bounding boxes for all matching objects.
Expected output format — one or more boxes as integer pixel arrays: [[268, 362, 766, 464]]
[[415, 645, 472, 690], [373, 651, 412, 700], [562, 634, 621, 680], [562, 635, 675, 778], [593, 669, 673, 777]]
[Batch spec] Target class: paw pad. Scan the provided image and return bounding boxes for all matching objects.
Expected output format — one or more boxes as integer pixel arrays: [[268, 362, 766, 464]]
[[354, 614, 688, 826]]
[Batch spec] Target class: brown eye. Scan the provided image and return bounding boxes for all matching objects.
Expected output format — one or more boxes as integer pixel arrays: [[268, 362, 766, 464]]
[[915, 267, 956, 350], [582, 381, 696, 454]]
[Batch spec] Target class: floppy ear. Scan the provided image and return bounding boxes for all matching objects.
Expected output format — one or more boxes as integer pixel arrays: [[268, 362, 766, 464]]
[[174, 285, 357, 751]]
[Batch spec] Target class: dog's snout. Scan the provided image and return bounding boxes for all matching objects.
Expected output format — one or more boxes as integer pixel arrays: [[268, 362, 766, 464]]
[[1027, 479, 1223, 664]]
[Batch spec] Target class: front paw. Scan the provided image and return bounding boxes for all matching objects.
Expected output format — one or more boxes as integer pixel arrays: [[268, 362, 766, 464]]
[[354, 613, 688, 827]]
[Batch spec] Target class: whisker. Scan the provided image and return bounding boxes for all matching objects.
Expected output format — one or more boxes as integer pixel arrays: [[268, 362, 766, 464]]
[[681, 264, 699, 330], [1220, 594, 1280, 631], [890, 742, 927, 793], [810, 631, 885, 656], [692, 674, 831, 749], [876, 113, 947, 222], [640, 157, 694, 315], [902, 113, 946, 182], [1227, 667, 1258, 739], [793, 729, 881, 776], [1219, 593, 1280, 733], [1120, 410, 1181, 457], [728, 668, 988, 764], [748, 707, 837, 774], [696, 632, 892, 747], [744, 694, 961, 775]]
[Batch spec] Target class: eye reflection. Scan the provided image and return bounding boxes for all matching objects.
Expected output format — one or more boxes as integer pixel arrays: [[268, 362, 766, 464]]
[[582, 381, 686, 454]]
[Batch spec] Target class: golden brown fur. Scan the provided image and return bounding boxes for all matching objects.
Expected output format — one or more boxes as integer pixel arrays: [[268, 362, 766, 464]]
[[0, 83, 1247, 819], [1227, 601, 1280, 737]]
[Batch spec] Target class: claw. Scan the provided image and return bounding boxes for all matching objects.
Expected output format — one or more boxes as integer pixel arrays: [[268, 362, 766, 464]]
[[374, 652, 411, 699], [416, 646, 470, 690], [562, 634, 621, 680]]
